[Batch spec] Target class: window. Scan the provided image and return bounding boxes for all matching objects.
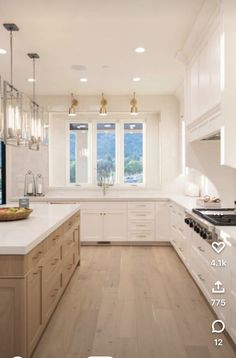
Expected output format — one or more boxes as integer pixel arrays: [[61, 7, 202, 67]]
[[68, 120, 145, 185], [124, 123, 143, 184], [97, 123, 116, 183], [69, 123, 89, 184]]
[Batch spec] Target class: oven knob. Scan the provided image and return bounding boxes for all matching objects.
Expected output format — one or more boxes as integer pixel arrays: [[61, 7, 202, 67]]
[[185, 218, 190, 225], [189, 220, 194, 228], [195, 226, 200, 234], [202, 231, 207, 240]]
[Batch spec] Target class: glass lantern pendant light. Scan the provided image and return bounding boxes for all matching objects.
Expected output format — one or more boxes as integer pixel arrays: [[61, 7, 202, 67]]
[[130, 92, 138, 115], [99, 93, 108, 116], [68, 93, 78, 116], [28, 53, 41, 150], [3, 23, 24, 146]]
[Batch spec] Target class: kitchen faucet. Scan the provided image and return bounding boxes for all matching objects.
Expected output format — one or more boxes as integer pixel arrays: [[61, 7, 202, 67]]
[[98, 171, 113, 196]]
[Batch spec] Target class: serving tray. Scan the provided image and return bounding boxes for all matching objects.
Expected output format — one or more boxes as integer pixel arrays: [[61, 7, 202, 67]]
[[0, 207, 33, 221]]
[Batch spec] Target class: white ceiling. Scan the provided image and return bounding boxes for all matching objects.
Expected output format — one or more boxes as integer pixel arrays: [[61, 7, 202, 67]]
[[0, 0, 204, 95]]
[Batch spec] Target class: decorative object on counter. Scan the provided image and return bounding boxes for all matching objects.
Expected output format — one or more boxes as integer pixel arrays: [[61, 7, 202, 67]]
[[0, 207, 33, 221], [68, 93, 78, 116], [35, 173, 45, 196], [99, 93, 108, 116], [196, 196, 221, 209], [24, 170, 36, 196], [130, 92, 138, 115], [19, 197, 30, 208], [28, 53, 42, 151]]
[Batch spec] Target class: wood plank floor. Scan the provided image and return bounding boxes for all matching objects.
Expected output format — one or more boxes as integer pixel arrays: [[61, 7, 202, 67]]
[[32, 246, 236, 358]]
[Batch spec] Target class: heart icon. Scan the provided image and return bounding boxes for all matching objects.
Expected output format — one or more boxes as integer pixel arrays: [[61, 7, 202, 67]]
[[212, 241, 226, 254]]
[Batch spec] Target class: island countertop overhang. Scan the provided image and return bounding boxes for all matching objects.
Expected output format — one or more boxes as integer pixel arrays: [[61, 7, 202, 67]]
[[0, 203, 80, 255]]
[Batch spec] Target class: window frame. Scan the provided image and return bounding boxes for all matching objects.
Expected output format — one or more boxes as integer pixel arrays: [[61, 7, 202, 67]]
[[67, 118, 146, 187]]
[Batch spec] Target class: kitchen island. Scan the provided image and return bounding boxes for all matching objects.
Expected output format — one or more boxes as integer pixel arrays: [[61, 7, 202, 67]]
[[0, 204, 80, 358]]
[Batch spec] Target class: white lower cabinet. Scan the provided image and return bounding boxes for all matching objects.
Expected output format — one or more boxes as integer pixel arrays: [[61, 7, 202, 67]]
[[103, 211, 127, 241], [81, 210, 104, 241], [156, 202, 170, 241], [128, 201, 155, 241], [81, 202, 127, 242]]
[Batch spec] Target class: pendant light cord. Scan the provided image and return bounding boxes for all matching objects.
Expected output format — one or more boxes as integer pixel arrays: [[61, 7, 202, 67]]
[[33, 58, 36, 103], [10, 30, 13, 87]]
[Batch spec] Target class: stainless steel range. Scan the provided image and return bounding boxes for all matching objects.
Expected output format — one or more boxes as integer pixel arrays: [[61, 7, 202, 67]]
[[184, 212, 215, 243], [192, 208, 236, 226], [184, 207, 236, 245]]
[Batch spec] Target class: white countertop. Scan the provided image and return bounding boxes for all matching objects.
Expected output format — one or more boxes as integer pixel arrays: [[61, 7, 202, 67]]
[[0, 203, 80, 255]]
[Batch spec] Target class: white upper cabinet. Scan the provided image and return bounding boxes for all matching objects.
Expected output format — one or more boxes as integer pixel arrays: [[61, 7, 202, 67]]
[[185, 0, 236, 168], [186, 17, 222, 129]]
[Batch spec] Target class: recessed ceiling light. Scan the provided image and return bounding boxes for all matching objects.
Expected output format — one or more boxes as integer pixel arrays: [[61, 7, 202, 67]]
[[28, 78, 36, 82], [133, 77, 141, 82], [135, 47, 146, 53], [0, 48, 7, 54], [80, 78, 88, 82]]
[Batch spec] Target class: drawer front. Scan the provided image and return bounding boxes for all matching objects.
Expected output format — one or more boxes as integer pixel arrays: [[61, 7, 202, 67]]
[[43, 272, 62, 322], [81, 202, 127, 211], [128, 231, 154, 241], [62, 229, 75, 257], [44, 246, 61, 282], [64, 217, 74, 232], [72, 211, 80, 225], [46, 225, 64, 252], [128, 210, 155, 220], [28, 241, 45, 270], [128, 202, 155, 211], [128, 220, 154, 231], [62, 248, 76, 287]]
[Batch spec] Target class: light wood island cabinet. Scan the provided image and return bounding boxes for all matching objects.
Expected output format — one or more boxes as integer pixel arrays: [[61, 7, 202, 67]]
[[0, 210, 80, 358]]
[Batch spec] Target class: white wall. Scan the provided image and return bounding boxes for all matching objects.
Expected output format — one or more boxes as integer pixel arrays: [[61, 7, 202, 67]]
[[5, 94, 180, 197], [43, 94, 180, 189], [6, 145, 49, 199], [186, 140, 236, 206]]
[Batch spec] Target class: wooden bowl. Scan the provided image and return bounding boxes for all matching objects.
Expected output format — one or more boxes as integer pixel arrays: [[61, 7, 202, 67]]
[[0, 207, 33, 221]]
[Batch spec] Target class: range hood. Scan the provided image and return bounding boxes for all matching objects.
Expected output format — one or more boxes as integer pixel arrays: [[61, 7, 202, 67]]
[[201, 132, 221, 141]]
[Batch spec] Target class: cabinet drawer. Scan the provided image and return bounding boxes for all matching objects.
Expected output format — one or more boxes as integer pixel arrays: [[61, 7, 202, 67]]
[[44, 246, 61, 282], [28, 242, 45, 270], [62, 248, 75, 287], [43, 272, 62, 322], [46, 225, 64, 251], [128, 220, 154, 231], [62, 230, 75, 257], [81, 202, 127, 211], [72, 211, 80, 225], [64, 218, 74, 232], [128, 231, 154, 241], [128, 210, 154, 220], [128, 202, 155, 211]]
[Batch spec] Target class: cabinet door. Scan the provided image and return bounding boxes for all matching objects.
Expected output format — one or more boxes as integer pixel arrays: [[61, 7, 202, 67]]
[[73, 226, 80, 263], [209, 26, 221, 108], [0, 278, 26, 358], [189, 57, 199, 123], [81, 211, 103, 241], [27, 267, 43, 356], [156, 202, 170, 241], [103, 211, 127, 241]]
